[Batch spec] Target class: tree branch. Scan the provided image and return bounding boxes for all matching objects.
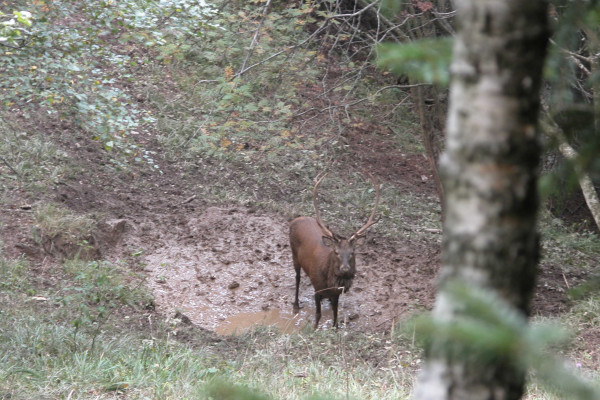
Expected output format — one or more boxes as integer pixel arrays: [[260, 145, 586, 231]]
[[542, 112, 600, 231], [0, 156, 21, 179], [238, 0, 273, 74]]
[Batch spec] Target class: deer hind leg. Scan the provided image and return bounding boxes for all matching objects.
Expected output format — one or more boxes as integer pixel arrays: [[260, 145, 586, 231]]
[[313, 293, 323, 329], [293, 258, 301, 312]]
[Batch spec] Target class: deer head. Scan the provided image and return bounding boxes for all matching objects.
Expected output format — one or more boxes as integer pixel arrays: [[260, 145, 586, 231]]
[[312, 172, 381, 277]]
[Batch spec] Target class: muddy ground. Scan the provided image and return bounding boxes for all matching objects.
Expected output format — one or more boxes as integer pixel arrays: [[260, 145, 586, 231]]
[[116, 204, 440, 333], [1, 127, 589, 340], [49, 134, 443, 334]]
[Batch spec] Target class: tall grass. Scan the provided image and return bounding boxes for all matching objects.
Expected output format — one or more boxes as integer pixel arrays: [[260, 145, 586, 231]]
[[0, 309, 416, 399], [0, 252, 419, 399]]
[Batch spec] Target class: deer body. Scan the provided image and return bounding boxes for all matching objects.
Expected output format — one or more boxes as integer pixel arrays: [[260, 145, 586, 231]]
[[290, 217, 356, 328], [290, 173, 380, 329]]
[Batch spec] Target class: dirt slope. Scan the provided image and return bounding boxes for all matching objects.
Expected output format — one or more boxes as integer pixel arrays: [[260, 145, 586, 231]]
[[1, 128, 584, 337], [40, 136, 440, 333]]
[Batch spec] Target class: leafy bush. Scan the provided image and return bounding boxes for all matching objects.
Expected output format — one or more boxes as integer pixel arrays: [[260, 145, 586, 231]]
[[0, 10, 33, 46], [0, 0, 215, 157]]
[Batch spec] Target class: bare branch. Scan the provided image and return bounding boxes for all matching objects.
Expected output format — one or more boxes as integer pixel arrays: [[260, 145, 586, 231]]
[[0, 156, 21, 179], [238, 0, 273, 74]]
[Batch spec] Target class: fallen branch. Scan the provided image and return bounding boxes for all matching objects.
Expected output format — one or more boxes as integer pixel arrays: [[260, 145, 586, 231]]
[[562, 273, 570, 289], [179, 195, 197, 205], [0, 156, 21, 179]]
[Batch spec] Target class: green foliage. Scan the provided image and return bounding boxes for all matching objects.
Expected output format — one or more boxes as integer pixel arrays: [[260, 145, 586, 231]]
[[57, 259, 152, 348], [0, 0, 217, 161], [147, 0, 351, 212], [153, 0, 320, 162], [0, 10, 33, 46], [0, 316, 215, 398], [413, 281, 599, 400], [206, 379, 271, 400], [0, 120, 69, 191], [569, 295, 600, 330], [62, 259, 150, 310], [377, 38, 453, 86], [570, 276, 600, 301], [141, 2, 431, 235], [380, 0, 403, 16]]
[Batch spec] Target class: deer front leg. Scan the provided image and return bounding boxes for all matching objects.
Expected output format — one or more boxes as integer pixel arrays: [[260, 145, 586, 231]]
[[314, 293, 322, 329], [293, 261, 301, 312]]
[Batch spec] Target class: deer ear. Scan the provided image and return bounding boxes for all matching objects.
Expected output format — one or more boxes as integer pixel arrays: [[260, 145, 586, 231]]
[[322, 236, 336, 248], [350, 235, 366, 247]]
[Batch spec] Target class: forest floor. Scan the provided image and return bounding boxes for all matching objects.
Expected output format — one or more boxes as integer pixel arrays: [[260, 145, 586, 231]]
[[1, 105, 597, 365], [1, 3, 599, 398]]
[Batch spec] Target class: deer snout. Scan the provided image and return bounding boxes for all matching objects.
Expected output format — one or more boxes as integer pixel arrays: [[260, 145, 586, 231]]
[[338, 263, 355, 278]]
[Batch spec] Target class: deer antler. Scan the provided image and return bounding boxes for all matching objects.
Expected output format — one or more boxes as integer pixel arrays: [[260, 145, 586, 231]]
[[349, 175, 381, 242], [313, 172, 335, 239]]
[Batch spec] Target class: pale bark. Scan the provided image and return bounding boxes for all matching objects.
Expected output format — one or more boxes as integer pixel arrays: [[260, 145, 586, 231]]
[[585, 28, 600, 230], [543, 117, 600, 231], [414, 1, 549, 399], [558, 140, 600, 230]]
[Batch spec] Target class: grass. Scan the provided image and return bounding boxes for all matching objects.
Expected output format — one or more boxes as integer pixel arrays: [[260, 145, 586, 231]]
[[0, 121, 70, 196], [1, 175, 595, 399], [31, 204, 98, 260], [539, 210, 600, 272], [0, 251, 419, 399], [1, 202, 419, 399], [1, 152, 598, 399], [2, 241, 597, 399], [33, 204, 96, 244], [570, 296, 600, 329], [0, 255, 30, 293]]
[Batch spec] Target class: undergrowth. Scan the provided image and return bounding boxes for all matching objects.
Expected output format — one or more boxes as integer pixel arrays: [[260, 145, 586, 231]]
[[1, 248, 597, 399], [539, 210, 600, 272], [0, 253, 420, 400], [0, 122, 69, 195]]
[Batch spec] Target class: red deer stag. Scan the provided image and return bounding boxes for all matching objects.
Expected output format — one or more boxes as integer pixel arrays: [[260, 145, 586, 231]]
[[289, 173, 380, 328]]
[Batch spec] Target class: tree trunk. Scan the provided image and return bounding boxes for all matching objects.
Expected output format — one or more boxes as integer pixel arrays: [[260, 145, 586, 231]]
[[412, 84, 446, 216], [414, 1, 550, 399], [543, 116, 600, 231], [557, 140, 600, 230], [584, 27, 600, 230], [405, 0, 454, 213]]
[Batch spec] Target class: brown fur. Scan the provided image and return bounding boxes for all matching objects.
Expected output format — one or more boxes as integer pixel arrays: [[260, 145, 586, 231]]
[[290, 216, 358, 328]]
